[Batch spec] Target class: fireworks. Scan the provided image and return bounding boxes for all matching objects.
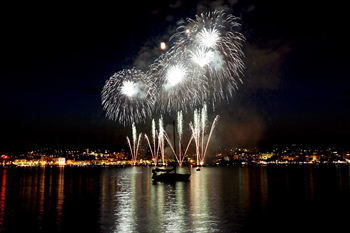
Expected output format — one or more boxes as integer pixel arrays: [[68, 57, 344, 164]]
[[102, 10, 244, 127], [126, 123, 142, 165], [144, 117, 167, 166], [171, 10, 245, 104], [101, 68, 156, 125], [189, 47, 215, 68], [148, 47, 207, 113], [158, 116, 165, 164], [190, 103, 219, 165], [197, 28, 221, 49], [144, 119, 158, 165], [175, 110, 194, 166], [144, 112, 197, 166]]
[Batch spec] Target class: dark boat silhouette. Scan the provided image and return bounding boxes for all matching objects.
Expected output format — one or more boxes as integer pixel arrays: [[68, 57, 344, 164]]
[[152, 120, 191, 182], [152, 166, 190, 182]]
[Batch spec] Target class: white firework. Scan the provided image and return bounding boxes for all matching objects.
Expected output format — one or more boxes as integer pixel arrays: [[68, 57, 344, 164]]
[[189, 47, 214, 67], [170, 10, 245, 105], [101, 68, 156, 125], [149, 47, 208, 114], [196, 28, 221, 49], [126, 122, 142, 166], [165, 64, 188, 87], [101, 10, 245, 122], [120, 80, 138, 97]]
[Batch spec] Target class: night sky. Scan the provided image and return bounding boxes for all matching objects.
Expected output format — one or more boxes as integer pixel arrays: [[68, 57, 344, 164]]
[[1, 0, 349, 154]]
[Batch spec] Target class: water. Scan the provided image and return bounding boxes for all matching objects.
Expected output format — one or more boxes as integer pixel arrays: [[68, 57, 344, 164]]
[[0, 165, 349, 232]]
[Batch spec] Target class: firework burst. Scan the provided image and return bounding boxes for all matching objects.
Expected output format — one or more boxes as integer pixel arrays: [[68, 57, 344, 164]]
[[101, 10, 245, 124], [148, 47, 208, 113], [101, 68, 156, 125], [171, 10, 245, 105]]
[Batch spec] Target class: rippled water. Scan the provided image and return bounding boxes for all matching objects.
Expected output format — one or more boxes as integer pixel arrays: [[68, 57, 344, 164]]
[[1, 165, 349, 232]]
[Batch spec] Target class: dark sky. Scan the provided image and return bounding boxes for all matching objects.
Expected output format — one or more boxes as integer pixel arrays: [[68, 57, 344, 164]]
[[1, 0, 349, 153]]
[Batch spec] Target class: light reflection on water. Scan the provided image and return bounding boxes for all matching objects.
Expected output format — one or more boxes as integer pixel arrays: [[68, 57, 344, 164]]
[[0, 169, 6, 232], [97, 166, 339, 232], [1, 165, 350, 232]]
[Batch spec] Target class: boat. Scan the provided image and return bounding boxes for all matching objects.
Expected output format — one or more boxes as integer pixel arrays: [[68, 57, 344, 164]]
[[152, 120, 191, 182], [152, 166, 190, 182]]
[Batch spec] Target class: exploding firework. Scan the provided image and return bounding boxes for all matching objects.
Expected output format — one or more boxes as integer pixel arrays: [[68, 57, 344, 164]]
[[101, 10, 245, 124], [148, 47, 208, 114], [171, 10, 245, 105], [101, 68, 156, 125]]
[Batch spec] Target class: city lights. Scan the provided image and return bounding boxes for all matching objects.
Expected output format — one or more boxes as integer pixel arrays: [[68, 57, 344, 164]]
[[1, 144, 348, 168]]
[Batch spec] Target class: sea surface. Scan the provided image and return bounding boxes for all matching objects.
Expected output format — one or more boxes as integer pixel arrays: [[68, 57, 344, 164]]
[[0, 165, 349, 232]]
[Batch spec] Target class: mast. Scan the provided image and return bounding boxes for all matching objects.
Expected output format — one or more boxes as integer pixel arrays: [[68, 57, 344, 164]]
[[173, 120, 176, 172]]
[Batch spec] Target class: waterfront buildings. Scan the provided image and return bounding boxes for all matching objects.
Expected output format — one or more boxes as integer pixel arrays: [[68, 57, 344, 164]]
[[1, 144, 349, 167]]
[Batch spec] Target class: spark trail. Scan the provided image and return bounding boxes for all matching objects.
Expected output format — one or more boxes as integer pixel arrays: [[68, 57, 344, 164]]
[[175, 111, 193, 166], [190, 103, 219, 166], [158, 116, 165, 165], [144, 119, 159, 166], [126, 123, 142, 165]]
